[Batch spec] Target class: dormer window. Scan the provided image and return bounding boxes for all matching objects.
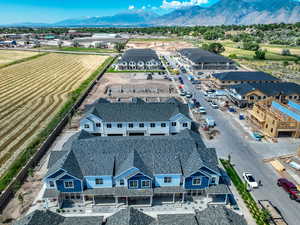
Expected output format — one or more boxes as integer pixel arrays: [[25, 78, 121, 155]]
[[192, 178, 201, 185], [96, 123, 101, 127], [150, 123, 155, 128], [84, 124, 90, 129], [120, 179, 124, 185], [161, 123, 166, 127], [164, 177, 172, 183], [128, 123, 134, 128], [95, 178, 103, 185], [107, 124, 112, 128], [117, 123, 123, 128], [64, 181, 74, 188], [182, 123, 188, 127]]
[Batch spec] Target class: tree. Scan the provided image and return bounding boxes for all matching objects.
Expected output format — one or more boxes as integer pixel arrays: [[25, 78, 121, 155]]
[[114, 42, 126, 52], [72, 40, 80, 48], [253, 49, 266, 60], [207, 43, 225, 54], [58, 40, 63, 49], [242, 41, 260, 51], [203, 31, 221, 40], [281, 49, 291, 56], [296, 38, 300, 46]]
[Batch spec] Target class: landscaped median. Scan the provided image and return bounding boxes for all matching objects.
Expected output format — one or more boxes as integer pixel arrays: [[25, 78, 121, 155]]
[[0, 56, 114, 194], [220, 159, 270, 225]]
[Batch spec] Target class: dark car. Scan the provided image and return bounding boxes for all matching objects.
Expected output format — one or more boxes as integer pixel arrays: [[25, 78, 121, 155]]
[[277, 178, 300, 201]]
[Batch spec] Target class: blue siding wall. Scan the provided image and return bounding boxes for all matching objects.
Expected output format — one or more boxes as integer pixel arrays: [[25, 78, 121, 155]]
[[56, 174, 82, 193], [155, 174, 181, 187], [184, 171, 209, 190], [289, 101, 300, 111], [128, 173, 152, 189], [47, 169, 65, 179], [85, 176, 113, 188]]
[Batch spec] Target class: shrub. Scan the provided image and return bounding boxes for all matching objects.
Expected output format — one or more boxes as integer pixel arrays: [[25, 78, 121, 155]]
[[228, 54, 237, 59], [254, 49, 266, 60], [281, 49, 291, 56], [242, 41, 260, 51]]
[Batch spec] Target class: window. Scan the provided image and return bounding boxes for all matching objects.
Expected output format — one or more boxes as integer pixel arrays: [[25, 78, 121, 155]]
[[120, 179, 124, 185], [211, 177, 216, 184], [84, 124, 90, 129], [182, 123, 188, 127], [64, 181, 74, 188], [289, 96, 293, 99], [129, 180, 138, 188], [128, 123, 134, 128], [117, 123, 122, 128], [96, 123, 101, 128], [272, 120, 275, 125], [164, 177, 172, 183], [171, 122, 177, 127], [139, 123, 144, 128], [271, 128, 274, 133], [265, 124, 268, 129], [106, 124, 112, 128], [49, 181, 55, 188], [95, 178, 103, 185], [192, 178, 201, 185], [141, 180, 151, 188], [150, 123, 155, 128], [161, 123, 166, 127]]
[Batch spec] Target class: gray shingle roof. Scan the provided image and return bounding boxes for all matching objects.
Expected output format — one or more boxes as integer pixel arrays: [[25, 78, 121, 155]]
[[206, 184, 231, 195], [119, 48, 160, 64], [212, 71, 279, 81], [46, 129, 218, 180], [86, 98, 191, 122], [106, 207, 156, 225], [229, 82, 300, 96], [12, 210, 102, 225], [195, 206, 247, 225], [179, 48, 233, 64], [157, 214, 198, 225]]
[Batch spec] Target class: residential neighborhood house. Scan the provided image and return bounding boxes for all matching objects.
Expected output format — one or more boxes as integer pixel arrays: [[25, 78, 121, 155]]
[[226, 82, 300, 107], [80, 98, 192, 136], [116, 48, 163, 71], [178, 48, 235, 73], [43, 129, 230, 208], [212, 71, 281, 88], [13, 206, 247, 225]]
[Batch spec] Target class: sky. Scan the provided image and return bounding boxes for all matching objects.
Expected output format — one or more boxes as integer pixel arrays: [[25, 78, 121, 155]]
[[0, 0, 220, 24]]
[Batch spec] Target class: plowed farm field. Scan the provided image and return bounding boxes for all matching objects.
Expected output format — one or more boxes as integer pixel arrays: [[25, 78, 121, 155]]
[[0, 53, 108, 175]]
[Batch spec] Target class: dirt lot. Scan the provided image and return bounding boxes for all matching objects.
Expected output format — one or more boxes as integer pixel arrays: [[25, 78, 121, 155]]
[[126, 40, 193, 55]]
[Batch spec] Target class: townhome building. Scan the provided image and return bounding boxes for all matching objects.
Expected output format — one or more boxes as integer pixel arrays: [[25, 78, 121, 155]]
[[80, 98, 192, 136], [212, 71, 280, 88], [13, 206, 247, 225], [226, 82, 300, 107], [116, 48, 163, 71], [43, 129, 230, 208], [178, 48, 235, 73]]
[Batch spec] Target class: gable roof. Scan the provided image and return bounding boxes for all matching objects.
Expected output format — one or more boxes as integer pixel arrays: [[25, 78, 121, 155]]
[[229, 82, 300, 96], [13, 210, 102, 225], [106, 207, 156, 225], [85, 98, 191, 122], [46, 129, 217, 179], [119, 48, 160, 63], [195, 206, 247, 225], [212, 71, 279, 81], [179, 48, 233, 64]]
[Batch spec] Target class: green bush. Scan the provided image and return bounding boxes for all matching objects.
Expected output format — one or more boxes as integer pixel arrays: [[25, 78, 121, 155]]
[[0, 57, 114, 192]]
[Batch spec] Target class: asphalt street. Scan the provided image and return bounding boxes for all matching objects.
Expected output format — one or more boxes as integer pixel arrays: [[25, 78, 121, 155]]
[[180, 74, 300, 225]]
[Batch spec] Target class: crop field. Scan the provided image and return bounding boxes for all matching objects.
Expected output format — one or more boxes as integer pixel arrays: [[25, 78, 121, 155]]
[[0, 50, 40, 67], [0, 53, 108, 176]]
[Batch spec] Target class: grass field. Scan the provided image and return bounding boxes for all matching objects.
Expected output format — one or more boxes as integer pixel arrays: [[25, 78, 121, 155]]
[[0, 53, 108, 176], [0, 50, 40, 67]]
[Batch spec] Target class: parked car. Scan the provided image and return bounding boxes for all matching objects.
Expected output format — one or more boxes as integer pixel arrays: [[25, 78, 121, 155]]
[[192, 80, 201, 84], [205, 116, 215, 127], [186, 92, 193, 98], [180, 90, 186, 96], [195, 101, 201, 108], [277, 178, 300, 201], [243, 172, 258, 189], [252, 132, 264, 141], [211, 102, 219, 109], [198, 107, 206, 114]]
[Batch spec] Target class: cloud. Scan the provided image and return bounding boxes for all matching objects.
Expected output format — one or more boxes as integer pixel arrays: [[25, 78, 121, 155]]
[[161, 0, 208, 9], [128, 5, 135, 10]]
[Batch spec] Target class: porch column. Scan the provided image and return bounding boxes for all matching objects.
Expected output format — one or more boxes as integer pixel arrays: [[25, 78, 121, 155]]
[[115, 197, 118, 204], [126, 197, 128, 205], [182, 193, 185, 203], [82, 195, 85, 205], [225, 194, 228, 204], [93, 196, 95, 205], [173, 193, 175, 203], [150, 196, 153, 206]]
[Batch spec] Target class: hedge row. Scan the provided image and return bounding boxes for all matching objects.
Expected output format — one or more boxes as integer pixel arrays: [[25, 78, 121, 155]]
[[0, 56, 114, 192], [220, 159, 270, 225]]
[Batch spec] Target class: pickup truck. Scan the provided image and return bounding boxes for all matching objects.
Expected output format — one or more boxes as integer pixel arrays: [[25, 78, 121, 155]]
[[277, 178, 300, 201], [205, 116, 215, 127]]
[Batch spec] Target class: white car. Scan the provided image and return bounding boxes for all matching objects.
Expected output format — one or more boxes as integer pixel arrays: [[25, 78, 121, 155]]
[[243, 172, 258, 189]]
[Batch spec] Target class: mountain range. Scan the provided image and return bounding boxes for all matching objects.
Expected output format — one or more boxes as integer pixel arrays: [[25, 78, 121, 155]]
[[5, 0, 300, 27]]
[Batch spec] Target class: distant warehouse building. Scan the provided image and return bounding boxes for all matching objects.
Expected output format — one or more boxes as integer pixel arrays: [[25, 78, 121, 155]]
[[211, 71, 281, 88], [227, 82, 300, 107], [178, 48, 235, 72], [117, 48, 163, 71]]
